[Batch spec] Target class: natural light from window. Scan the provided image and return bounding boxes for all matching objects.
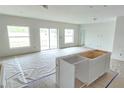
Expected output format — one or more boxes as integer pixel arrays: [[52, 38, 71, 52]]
[[7, 26, 30, 48], [64, 29, 74, 44]]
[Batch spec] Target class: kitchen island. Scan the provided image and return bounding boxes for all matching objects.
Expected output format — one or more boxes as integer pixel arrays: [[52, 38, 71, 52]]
[[56, 50, 111, 88]]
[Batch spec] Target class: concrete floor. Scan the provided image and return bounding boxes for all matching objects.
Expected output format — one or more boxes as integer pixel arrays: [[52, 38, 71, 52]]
[[0, 47, 92, 88], [0, 47, 124, 88]]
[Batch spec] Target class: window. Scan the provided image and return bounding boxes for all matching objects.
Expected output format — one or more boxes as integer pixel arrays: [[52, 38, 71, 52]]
[[7, 26, 30, 48], [64, 29, 74, 44]]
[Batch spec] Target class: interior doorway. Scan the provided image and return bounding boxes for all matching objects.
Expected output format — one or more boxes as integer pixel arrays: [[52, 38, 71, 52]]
[[40, 28, 58, 51]]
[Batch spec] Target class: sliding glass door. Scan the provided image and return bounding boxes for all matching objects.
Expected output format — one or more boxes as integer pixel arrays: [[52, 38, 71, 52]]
[[40, 28, 58, 51], [40, 28, 49, 50]]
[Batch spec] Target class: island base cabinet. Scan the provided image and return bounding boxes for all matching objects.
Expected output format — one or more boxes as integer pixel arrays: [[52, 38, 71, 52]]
[[75, 60, 89, 84], [56, 50, 111, 88], [56, 59, 75, 88]]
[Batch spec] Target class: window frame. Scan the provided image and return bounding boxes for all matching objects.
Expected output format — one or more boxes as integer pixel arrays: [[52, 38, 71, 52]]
[[7, 25, 31, 49], [64, 29, 74, 44]]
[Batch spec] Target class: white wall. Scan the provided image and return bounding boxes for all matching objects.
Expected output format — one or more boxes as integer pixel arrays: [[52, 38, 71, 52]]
[[112, 16, 124, 61], [79, 25, 85, 46], [0, 14, 80, 57], [80, 21, 116, 52]]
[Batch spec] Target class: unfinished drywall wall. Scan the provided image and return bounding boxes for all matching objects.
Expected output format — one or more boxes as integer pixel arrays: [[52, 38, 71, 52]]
[[0, 14, 80, 57], [80, 21, 116, 52], [112, 16, 124, 61]]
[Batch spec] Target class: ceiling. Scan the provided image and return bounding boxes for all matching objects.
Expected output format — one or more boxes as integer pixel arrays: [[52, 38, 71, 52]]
[[0, 5, 123, 24]]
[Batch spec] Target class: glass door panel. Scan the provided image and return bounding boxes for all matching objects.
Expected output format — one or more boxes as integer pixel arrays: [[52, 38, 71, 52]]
[[40, 28, 49, 50], [50, 29, 58, 49]]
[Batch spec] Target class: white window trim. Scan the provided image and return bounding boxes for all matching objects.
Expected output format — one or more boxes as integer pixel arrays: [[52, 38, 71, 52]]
[[7, 25, 31, 49]]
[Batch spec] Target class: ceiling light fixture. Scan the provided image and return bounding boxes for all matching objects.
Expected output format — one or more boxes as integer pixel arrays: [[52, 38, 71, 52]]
[[103, 5, 108, 7], [42, 5, 48, 9], [89, 5, 94, 8], [93, 17, 97, 21]]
